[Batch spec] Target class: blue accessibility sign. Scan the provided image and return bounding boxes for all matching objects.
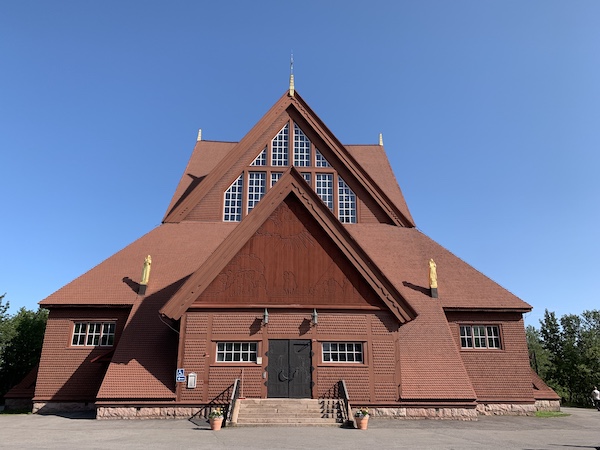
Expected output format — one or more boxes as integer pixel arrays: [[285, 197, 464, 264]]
[[176, 368, 185, 382]]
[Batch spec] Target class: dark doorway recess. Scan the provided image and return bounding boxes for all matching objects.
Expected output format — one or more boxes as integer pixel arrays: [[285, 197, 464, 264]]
[[267, 340, 312, 398]]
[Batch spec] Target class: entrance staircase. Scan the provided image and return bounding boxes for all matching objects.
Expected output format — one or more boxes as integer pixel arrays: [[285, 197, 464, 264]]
[[232, 399, 345, 427]]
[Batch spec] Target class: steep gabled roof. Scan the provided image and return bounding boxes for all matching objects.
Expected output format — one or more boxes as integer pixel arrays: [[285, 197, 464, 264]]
[[163, 91, 415, 227], [346, 225, 532, 312], [39, 222, 237, 308], [160, 168, 416, 323]]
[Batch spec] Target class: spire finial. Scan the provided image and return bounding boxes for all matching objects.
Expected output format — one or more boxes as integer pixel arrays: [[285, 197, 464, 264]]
[[379, 133, 383, 146], [197, 129, 202, 142], [289, 52, 295, 97]]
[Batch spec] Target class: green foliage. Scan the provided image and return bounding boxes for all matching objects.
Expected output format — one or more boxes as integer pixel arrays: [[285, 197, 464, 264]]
[[534, 411, 570, 418], [527, 325, 550, 380], [529, 308, 600, 406], [0, 295, 48, 401]]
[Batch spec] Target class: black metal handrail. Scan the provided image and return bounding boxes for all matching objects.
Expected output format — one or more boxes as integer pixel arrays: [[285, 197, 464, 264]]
[[339, 380, 353, 425]]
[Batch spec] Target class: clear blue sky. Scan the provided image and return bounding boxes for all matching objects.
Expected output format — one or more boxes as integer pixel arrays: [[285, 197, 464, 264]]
[[1, 1, 599, 328]]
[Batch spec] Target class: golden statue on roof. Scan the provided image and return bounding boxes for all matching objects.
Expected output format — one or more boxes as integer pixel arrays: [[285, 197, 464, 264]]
[[141, 255, 152, 286], [429, 258, 437, 289]]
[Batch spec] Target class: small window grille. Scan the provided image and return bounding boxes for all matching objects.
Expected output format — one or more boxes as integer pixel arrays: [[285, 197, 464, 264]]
[[72, 321, 116, 347], [216, 342, 258, 362], [271, 124, 289, 166], [270, 172, 282, 187], [460, 325, 501, 349], [316, 173, 334, 211], [250, 148, 267, 166], [224, 174, 243, 221], [293, 124, 311, 167], [247, 172, 266, 213], [322, 342, 363, 363], [338, 177, 356, 223], [315, 149, 331, 167]]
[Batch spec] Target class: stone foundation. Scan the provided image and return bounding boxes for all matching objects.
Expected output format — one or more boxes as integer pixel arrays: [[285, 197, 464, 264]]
[[96, 406, 203, 420], [370, 407, 478, 420], [534, 400, 561, 412], [476, 403, 537, 416], [33, 402, 95, 414]]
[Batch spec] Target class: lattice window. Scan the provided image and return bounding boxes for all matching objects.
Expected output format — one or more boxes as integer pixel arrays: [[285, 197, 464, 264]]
[[322, 342, 363, 363], [301, 172, 311, 186], [72, 321, 116, 347], [224, 174, 243, 221], [315, 148, 331, 167], [86, 322, 102, 346], [270, 172, 282, 187], [293, 123, 311, 167], [460, 325, 501, 349], [72, 323, 87, 346], [100, 323, 116, 346], [216, 342, 258, 362], [250, 148, 267, 166], [247, 172, 266, 213], [316, 173, 334, 211], [271, 124, 289, 166], [338, 177, 356, 223]]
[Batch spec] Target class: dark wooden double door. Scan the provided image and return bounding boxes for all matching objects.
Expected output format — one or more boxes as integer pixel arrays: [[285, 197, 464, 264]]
[[267, 340, 312, 398]]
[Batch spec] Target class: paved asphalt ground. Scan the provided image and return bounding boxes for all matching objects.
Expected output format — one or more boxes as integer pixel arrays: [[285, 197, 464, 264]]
[[0, 407, 598, 449]]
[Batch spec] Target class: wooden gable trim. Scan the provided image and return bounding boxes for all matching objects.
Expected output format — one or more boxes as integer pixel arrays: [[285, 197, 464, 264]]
[[163, 90, 414, 227], [159, 168, 417, 324], [163, 93, 290, 223], [288, 93, 415, 228]]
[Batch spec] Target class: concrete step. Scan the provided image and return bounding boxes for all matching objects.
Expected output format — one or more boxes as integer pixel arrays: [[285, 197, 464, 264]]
[[237, 417, 339, 424], [233, 399, 344, 427]]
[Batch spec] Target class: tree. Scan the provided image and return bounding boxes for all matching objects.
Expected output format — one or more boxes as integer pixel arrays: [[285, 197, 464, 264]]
[[0, 296, 48, 401], [534, 308, 600, 406], [0, 294, 13, 370], [526, 324, 550, 380]]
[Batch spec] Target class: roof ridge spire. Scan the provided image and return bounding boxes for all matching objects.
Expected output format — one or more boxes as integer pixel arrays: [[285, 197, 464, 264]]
[[289, 52, 295, 97]]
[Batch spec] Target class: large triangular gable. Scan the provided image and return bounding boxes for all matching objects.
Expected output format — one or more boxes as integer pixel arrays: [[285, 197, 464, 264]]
[[160, 169, 416, 323], [163, 90, 414, 227]]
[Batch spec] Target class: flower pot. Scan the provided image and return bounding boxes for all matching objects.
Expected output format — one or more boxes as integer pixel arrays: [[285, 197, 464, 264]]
[[210, 417, 224, 430], [355, 415, 369, 430]]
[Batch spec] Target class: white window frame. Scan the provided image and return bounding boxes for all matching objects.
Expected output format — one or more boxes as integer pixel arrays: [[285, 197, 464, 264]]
[[293, 123, 311, 167], [250, 148, 267, 166], [223, 174, 244, 221], [216, 342, 258, 363], [460, 325, 501, 349], [315, 148, 331, 167], [316, 173, 334, 211], [301, 172, 311, 186], [71, 321, 116, 347], [247, 171, 266, 213], [271, 124, 289, 166], [337, 177, 356, 223], [322, 342, 363, 363], [270, 172, 282, 187]]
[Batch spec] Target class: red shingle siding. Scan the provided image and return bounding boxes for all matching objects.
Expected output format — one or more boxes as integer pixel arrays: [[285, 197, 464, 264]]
[[446, 311, 534, 402], [34, 308, 130, 402], [318, 366, 371, 402], [182, 310, 401, 403]]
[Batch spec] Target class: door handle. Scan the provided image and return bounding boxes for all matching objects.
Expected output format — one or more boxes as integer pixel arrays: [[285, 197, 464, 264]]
[[279, 371, 289, 381]]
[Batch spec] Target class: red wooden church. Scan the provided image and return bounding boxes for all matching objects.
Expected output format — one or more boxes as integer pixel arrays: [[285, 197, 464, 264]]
[[20, 83, 559, 420]]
